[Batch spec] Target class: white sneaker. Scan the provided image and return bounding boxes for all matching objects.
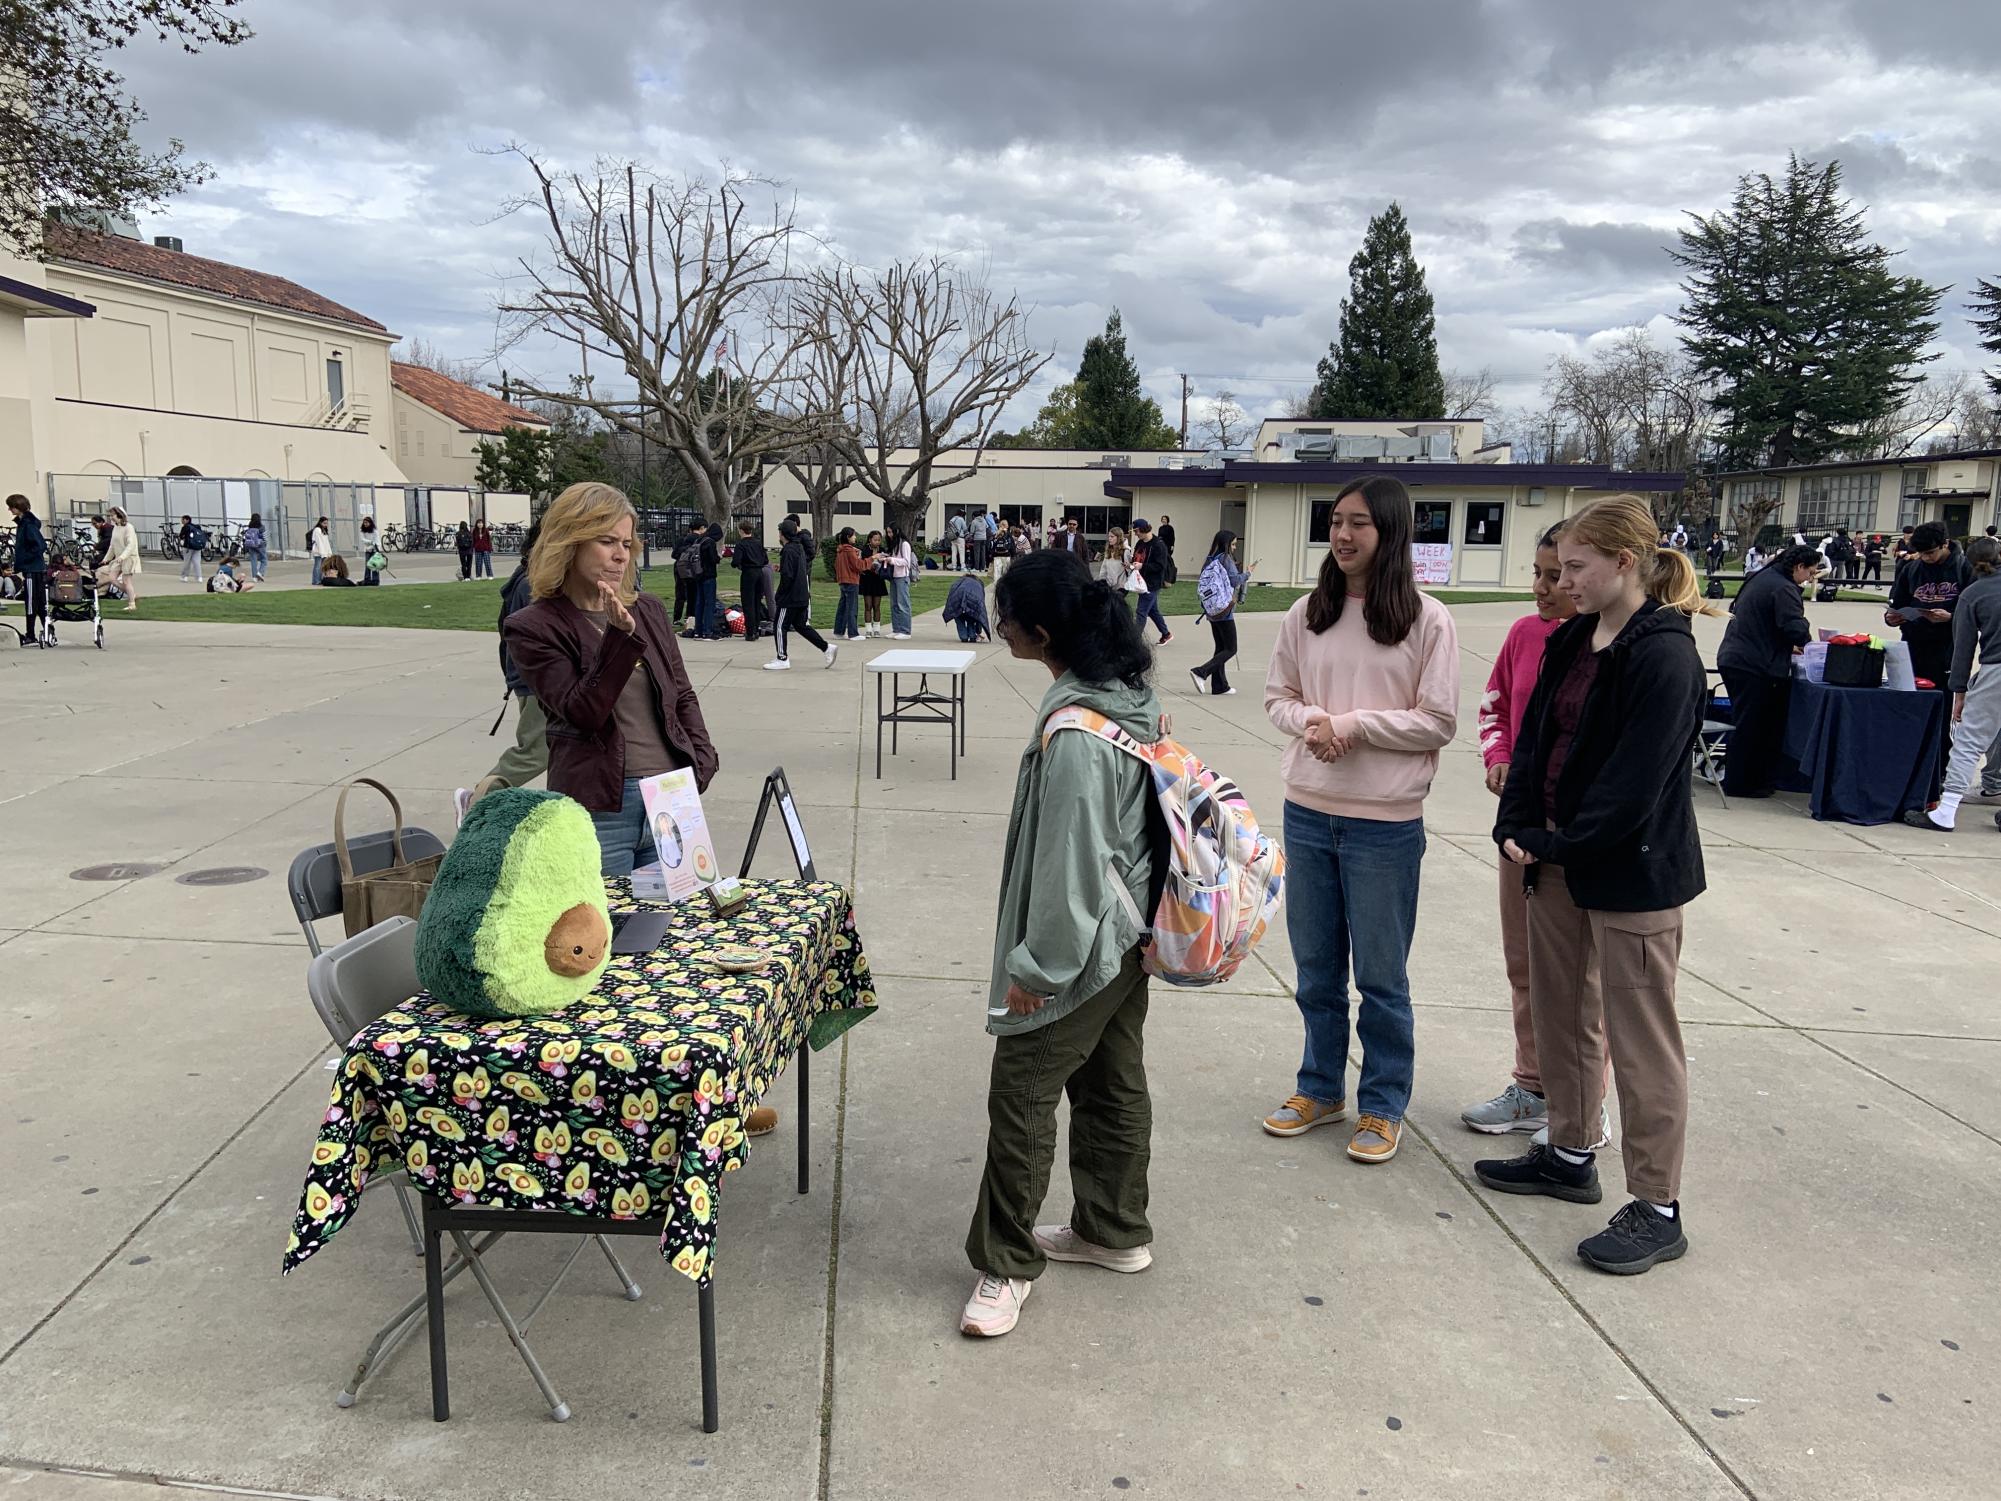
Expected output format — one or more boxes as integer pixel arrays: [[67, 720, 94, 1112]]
[[762, 659, 792, 671], [1188, 668, 1206, 694], [1532, 1103, 1613, 1150], [892, 631, 912, 640], [452, 788, 474, 827], [960, 1272, 1032, 1337], [824, 642, 840, 668], [1033, 1224, 1152, 1274], [1216, 686, 1238, 696]]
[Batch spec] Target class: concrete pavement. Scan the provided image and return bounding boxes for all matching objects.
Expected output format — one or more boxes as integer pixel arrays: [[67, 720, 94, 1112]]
[[0, 597, 1995, 1501]]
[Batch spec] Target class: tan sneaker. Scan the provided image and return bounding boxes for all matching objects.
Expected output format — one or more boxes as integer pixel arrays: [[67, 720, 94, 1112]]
[[1347, 1114, 1402, 1164], [747, 1106, 779, 1136], [1261, 1093, 1347, 1137]]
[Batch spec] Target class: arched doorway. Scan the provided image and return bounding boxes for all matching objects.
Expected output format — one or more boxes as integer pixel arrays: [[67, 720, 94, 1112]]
[[166, 465, 203, 477]]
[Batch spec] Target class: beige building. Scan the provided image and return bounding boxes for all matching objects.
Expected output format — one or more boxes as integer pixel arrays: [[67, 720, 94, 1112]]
[[389, 361, 547, 490], [1717, 450, 1999, 544], [761, 418, 1675, 589]]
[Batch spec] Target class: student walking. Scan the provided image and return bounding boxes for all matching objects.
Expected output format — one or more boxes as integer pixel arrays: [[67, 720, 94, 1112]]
[[1188, 530, 1250, 695], [99, 505, 142, 612], [1479, 496, 1711, 1276], [833, 527, 864, 641], [1905, 536, 2001, 830], [732, 523, 769, 640], [1128, 519, 1173, 644], [766, 518, 838, 671], [456, 521, 474, 581], [1462, 526, 1611, 1143], [241, 512, 268, 581], [6, 495, 49, 643], [1099, 526, 1129, 589], [858, 529, 890, 637], [882, 524, 917, 638], [1261, 474, 1460, 1165], [179, 513, 207, 582], [1717, 545, 1822, 798], [961, 551, 1164, 1338], [359, 515, 382, 586]]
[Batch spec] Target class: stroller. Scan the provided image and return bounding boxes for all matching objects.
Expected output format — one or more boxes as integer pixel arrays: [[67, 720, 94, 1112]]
[[17, 547, 105, 649]]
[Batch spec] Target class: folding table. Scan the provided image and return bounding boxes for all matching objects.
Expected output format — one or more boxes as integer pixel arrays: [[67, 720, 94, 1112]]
[[867, 648, 976, 779]]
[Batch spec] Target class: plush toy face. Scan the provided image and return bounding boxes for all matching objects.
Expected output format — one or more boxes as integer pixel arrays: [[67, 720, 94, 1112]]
[[414, 789, 612, 1019]]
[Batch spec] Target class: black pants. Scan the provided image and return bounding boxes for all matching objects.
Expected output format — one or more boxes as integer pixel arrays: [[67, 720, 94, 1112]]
[[1864, 559, 1883, 582], [672, 577, 689, 624], [19, 572, 48, 638], [738, 573, 763, 637], [1191, 617, 1239, 692], [1721, 668, 1789, 796], [774, 604, 827, 661]]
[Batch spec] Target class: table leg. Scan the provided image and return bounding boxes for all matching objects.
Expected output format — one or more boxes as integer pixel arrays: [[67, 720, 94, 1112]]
[[949, 678, 958, 781], [424, 1207, 449, 1422], [699, 1280, 720, 1434], [892, 673, 901, 756], [959, 672, 968, 754], [875, 671, 883, 780], [797, 1044, 810, 1196]]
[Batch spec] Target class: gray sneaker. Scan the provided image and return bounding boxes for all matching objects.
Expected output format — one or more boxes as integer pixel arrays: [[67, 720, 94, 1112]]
[[1532, 1104, 1614, 1151], [1462, 1082, 1548, 1135]]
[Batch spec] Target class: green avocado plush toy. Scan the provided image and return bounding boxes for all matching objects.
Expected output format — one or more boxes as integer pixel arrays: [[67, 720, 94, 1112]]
[[414, 788, 611, 1019]]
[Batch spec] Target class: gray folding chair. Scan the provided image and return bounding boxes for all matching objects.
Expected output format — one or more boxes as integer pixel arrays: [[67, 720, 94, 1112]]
[[288, 830, 449, 1255], [309, 916, 641, 1421], [1693, 671, 1730, 809]]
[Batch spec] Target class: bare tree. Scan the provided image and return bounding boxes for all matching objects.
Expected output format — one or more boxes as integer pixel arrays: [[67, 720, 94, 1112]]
[[1198, 388, 1251, 449], [495, 151, 831, 523], [1845, 370, 1972, 460], [775, 274, 862, 543], [398, 337, 484, 386], [1279, 389, 1317, 418], [814, 256, 1049, 541], [1442, 365, 1501, 422], [1542, 331, 1717, 523], [1949, 384, 2001, 450]]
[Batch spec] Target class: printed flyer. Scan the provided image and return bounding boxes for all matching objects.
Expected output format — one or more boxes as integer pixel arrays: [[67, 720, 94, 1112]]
[[637, 768, 722, 900]]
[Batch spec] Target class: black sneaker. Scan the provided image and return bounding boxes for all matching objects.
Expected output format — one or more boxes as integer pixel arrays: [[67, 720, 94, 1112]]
[[1474, 1143, 1603, 1203], [1578, 1199, 1688, 1275]]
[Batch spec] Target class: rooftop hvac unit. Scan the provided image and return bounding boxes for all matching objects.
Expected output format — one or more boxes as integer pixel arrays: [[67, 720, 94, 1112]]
[[1336, 435, 1388, 460], [1209, 448, 1252, 466], [1292, 436, 1337, 460]]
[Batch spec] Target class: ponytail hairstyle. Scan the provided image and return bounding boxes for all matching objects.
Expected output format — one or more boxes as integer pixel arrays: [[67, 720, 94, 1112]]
[[995, 549, 1153, 688], [1557, 495, 1716, 616], [1304, 473, 1423, 645], [1968, 536, 2000, 577]]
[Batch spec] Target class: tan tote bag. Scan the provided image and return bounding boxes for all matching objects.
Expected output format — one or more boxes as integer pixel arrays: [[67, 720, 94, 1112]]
[[334, 778, 445, 936]]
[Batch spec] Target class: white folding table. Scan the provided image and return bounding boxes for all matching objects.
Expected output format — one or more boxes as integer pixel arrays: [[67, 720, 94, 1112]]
[[865, 648, 976, 780]]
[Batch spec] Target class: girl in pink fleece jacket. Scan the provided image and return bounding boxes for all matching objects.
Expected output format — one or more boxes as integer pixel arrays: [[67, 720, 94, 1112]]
[[1260, 475, 1459, 1166], [1460, 527, 1607, 1145]]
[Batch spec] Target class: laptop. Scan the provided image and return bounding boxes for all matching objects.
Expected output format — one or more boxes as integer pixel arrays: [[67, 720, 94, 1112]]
[[608, 910, 671, 956]]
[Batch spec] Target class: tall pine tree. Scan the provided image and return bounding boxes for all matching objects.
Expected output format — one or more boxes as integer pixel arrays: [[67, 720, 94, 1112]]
[[1969, 277, 2001, 403], [1070, 310, 1179, 449], [1673, 155, 1944, 469], [1310, 203, 1446, 420]]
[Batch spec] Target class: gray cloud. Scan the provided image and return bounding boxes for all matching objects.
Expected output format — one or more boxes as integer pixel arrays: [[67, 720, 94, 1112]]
[[1511, 219, 1678, 278]]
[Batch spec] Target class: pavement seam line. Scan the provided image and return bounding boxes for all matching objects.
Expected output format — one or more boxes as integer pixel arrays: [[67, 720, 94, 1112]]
[[1761, 845, 2001, 931], [815, 1034, 852, 1501], [0, 1043, 332, 1372], [0, 1460, 344, 1501]]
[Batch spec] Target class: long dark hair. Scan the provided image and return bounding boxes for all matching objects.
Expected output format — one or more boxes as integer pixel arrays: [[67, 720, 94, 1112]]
[[996, 550, 1152, 688], [1207, 529, 1236, 559], [836, 526, 857, 548], [1968, 536, 2000, 577], [1305, 473, 1421, 645]]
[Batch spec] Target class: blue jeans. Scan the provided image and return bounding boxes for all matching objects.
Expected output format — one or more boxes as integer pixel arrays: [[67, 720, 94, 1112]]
[[1281, 800, 1425, 1121], [590, 777, 662, 878], [245, 546, 267, 580], [1136, 590, 1169, 639], [475, 550, 494, 578], [834, 582, 859, 639], [309, 557, 323, 586], [890, 576, 913, 635], [696, 576, 718, 637]]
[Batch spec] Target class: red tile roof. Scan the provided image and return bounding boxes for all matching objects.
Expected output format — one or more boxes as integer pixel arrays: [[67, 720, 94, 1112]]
[[44, 222, 388, 333], [390, 362, 547, 434]]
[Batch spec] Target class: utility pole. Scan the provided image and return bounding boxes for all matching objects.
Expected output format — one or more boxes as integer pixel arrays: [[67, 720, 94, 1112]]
[[1179, 374, 1190, 448]]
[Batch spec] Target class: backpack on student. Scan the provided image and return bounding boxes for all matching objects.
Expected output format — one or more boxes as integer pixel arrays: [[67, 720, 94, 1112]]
[[187, 525, 209, 552], [1040, 707, 1285, 987], [674, 539, 704, 579], [1197, 555, 1237, 619]]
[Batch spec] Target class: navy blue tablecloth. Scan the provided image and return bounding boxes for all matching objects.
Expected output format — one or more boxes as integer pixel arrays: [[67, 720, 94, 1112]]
[[1778, 678, 1946, 824]]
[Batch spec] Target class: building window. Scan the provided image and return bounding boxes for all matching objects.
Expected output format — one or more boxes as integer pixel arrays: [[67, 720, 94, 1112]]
[[1728, 478, 1782, 530], [1414, 501, 1451, 545], [416, 430, 426, 457], [1463, 501, 1504, 545], [1797, 471, 1881, 535], [834, 499, 872, 517], [1309, 500, 1333, 543], [998, 504, 1042, 528], [1899, 468, 1927, 529], [1061, 504, 1129, 536]]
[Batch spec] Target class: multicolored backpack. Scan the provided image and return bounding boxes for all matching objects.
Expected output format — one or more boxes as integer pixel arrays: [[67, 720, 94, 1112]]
[[1041, 707, 1285, 987]]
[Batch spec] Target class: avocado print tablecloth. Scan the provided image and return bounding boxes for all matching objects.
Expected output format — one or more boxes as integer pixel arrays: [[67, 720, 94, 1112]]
[[283, 878, 874, 1285]]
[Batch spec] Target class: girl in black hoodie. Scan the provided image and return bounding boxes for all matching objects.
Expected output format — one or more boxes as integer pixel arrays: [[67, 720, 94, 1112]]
[[1479, 496, 1712, 1276]]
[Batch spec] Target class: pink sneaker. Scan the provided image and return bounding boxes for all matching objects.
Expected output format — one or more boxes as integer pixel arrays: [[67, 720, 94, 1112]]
[[1032, 1224, 1152, 1273], [959, 1272, 1032, 1337]]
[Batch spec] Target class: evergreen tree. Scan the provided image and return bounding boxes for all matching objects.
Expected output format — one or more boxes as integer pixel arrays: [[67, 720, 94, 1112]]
[[1970, 276, 2001, 403], [1070, 311, 1179, 449], [1673, 155, 1944, 469], [1310, 203, 1445, 420]]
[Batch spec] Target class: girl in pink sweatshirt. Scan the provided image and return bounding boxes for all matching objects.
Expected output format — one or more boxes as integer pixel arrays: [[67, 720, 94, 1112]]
[[1260, 474, 1459, 1166], [1461, 527, 1607, 1145]]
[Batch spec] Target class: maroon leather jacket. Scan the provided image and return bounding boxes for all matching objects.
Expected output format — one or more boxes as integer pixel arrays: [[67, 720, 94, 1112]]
[[503, 591, 719, 812]]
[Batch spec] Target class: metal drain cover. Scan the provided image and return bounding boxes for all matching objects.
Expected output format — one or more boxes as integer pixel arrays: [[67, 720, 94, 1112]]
[[174, 866, 269, 887], [71, 863, 165, 882]]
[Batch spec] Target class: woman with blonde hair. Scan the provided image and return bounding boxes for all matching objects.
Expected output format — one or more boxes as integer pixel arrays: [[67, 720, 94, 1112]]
[[1098, 526, 1128, 589], [98, 505, 142, 611], [1479, 496, 1711, 1276], [503, 482, 719, 876]]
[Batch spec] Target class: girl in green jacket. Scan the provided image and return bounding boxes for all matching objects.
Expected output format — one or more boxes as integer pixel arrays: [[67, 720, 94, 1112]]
[[962, 551, 1164, 1339]]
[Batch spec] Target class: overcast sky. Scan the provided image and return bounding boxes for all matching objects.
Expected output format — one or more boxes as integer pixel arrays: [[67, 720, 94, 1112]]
[[116, 0, 2001, 435]]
